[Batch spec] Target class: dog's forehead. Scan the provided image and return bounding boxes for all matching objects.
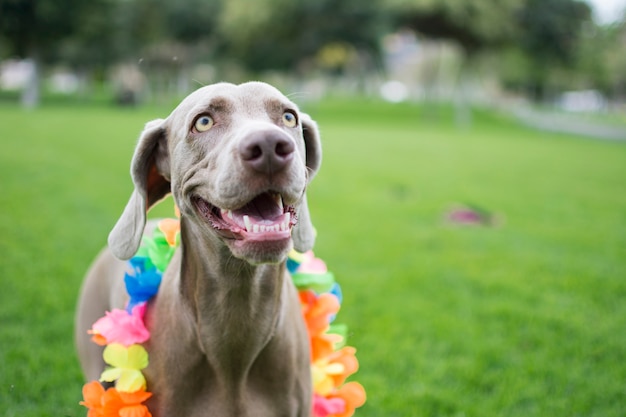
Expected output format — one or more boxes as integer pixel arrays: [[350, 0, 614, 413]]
[[172, 82, 296, 118]]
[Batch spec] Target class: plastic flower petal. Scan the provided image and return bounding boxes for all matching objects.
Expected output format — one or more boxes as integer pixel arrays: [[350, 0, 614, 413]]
[[125, 268, 162, 310], [89, 305, 150, 347], [300, 290, 343, 361], [326, 382, 366, 417], [144, 227, 177, 272], [102, 386, 152, 417], [310, 332, 343, 363], [100, 343, 149, 392], [287, 249, 307, 273], [80, 381, 106, 417], [292, 271, 336, 293], [297, 251, 328, 274], [329, 283, 343, 305], [312, 394, 345, 417], [300, 291, 340, 336], [327, 323, 347, 349], [312, 360, 345, 395], [81, 382, 153, 417], [312, 347, 359, 395], [326, 347, 359, 387], [158, 218, 180, 247]]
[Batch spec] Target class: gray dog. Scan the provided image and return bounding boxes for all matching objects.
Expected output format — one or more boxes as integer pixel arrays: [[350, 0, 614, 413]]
[[76, 82, 322, 416]]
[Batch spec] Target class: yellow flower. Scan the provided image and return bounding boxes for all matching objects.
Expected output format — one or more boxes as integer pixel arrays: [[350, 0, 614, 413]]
[[312, 359, 346, 395], [100, 343, 149, 393]]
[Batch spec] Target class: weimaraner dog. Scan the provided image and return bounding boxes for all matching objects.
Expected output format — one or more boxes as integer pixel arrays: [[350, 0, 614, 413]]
[[75, 82, 322, 416]]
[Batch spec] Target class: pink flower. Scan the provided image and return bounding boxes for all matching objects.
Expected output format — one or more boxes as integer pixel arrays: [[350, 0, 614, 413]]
[[313, 394, 345, 417], [89, 304, 150, 347], [297, 251, 328, 274]]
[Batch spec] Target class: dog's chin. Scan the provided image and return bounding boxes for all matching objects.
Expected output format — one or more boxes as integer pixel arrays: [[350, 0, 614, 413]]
[[192, 192, 297, 265], [227, 237, 293, 265]]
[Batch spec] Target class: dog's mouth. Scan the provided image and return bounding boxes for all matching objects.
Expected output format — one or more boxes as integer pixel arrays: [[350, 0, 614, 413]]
[[193, 192, 297, 242]]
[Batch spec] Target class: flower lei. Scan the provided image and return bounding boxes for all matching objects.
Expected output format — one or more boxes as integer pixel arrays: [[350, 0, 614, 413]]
[[287, 252, 366, 417], [81, 216, 366, 417]]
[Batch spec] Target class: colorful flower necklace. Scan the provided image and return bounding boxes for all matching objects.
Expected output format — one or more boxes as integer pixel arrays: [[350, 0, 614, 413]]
[[80, 215, 366, 417]]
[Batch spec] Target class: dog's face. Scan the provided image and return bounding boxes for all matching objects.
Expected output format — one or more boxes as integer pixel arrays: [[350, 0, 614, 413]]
[[108, 82, 322, 265]]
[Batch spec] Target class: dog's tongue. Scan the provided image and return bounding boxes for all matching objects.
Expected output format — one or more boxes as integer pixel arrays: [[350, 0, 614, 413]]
[[235, 193, 283, 221], [218, 192, 292, 238]]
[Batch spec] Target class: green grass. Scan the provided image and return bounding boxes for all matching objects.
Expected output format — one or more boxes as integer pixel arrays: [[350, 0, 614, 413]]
[[1, 98, 625, 416]]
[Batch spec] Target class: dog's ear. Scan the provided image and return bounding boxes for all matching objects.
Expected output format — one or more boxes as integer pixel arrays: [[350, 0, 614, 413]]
[[292, 113, 322, 252], [108, 119, 171, 260]]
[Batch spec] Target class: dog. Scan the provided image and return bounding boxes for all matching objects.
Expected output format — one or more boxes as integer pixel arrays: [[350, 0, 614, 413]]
[[75, 82, 322, 416]]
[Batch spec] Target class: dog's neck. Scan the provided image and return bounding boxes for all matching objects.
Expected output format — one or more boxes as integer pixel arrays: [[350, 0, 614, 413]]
[[178, 218, 288, 388]]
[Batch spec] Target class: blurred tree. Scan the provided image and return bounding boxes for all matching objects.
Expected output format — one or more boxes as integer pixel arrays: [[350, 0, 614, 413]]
[[57, 0, 120, 77], [386, 0, 524, 123], [517, 0, 593, 100], [138, 0, 221, 101], [161, 0, 221, 44], [0, 0, 101, 107], [388, 0, 523, 55], [388, 0, 594, 102], [603, 21, 626, 99], [216, 0, 382, 72], [561, 12, 626, 100], [0, 0, 607, 105]]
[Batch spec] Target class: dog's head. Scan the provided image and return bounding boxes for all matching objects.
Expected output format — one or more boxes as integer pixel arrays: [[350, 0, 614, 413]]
[[108, 82, 322, 264]]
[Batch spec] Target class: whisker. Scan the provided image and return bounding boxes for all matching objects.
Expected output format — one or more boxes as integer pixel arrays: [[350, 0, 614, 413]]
[[286, 91, 310, 100]]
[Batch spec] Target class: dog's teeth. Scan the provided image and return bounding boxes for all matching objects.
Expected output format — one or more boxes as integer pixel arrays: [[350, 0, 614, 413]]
[[276, 195, 284, 211], [243, 215, 291, 234], [220, 209, 234, 220]]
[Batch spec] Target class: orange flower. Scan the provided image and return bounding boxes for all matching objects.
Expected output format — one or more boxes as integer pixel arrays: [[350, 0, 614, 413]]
[[310, 332, 342, 363], [80, 381, 105, 417], [158, 218, 180, 247], [89, 332, 108, 346], [327, 382, 366, 417], [300, 290, 342, 361], [300, 291, 340, 336], [312, 346, 360, 394], [102, 388, 152, 417], [80, 381, 152, 417]]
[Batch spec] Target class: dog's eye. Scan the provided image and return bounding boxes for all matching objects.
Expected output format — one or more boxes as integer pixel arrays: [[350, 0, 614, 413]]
[[193, 115, 214, 132], [282, 111, 297, 128]]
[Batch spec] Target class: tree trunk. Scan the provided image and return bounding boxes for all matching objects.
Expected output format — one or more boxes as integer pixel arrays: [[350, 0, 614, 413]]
[[454, 51, 473, 128], [21, 56, 40, 109]]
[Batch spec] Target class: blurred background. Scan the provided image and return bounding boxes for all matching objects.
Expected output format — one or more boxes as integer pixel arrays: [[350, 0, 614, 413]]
[[0, 0, 625, 120], [1, 1, 626, 417]]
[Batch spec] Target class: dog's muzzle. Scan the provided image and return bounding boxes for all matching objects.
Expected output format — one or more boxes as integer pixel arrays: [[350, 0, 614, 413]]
[[193, 192, 297, 242]]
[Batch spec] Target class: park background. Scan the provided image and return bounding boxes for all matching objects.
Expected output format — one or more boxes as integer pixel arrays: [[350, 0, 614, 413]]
[[1, 0, 625, 416]]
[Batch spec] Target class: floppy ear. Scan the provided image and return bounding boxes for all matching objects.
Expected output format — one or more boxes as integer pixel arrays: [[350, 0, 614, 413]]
[[108, 119, 171, 260], [292, 113, 322, 253]]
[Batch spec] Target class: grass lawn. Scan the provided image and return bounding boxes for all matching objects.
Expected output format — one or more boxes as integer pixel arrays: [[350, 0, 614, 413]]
[[1, 97, 625, 417]]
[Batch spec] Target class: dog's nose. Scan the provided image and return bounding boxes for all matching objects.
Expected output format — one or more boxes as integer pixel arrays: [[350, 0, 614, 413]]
[[239, 131, 295, 174]]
